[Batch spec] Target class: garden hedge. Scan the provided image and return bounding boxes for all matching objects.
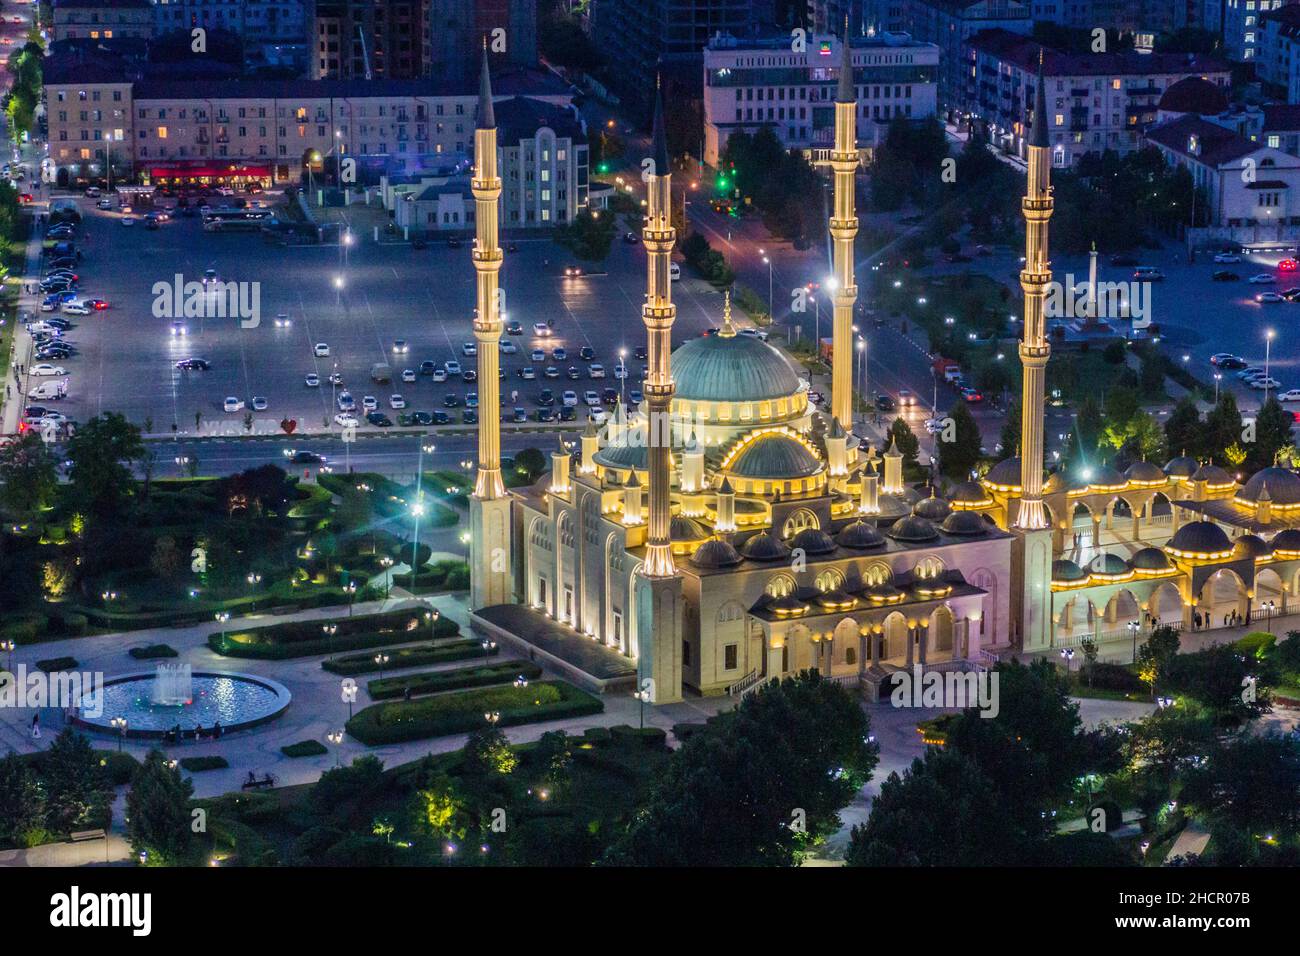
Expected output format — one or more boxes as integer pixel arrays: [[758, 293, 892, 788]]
[[281, 740, 329, 758], [209, 606, 459, 660], [345, 680, 602, 745], [322, 637, 491, 675], [180, 756, 229, 772], [367, 660, 542, 699], [35, 656, 78, 673], [128, 644, 179, 660]]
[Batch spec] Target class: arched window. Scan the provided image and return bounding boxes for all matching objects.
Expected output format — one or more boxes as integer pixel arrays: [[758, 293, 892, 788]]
[[765, 573, 796, 599], [862, 562, 892, 587], [717, 601, 744, 623], [815, 568, 844, 593], [782, 508, 819, 538], [914, 556, 944, 580]]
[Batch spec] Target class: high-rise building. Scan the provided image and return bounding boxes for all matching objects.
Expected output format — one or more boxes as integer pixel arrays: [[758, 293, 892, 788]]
[[314, 0, 432, 80], [899, 0, 1033, 107], [429, 0, 538, 86]]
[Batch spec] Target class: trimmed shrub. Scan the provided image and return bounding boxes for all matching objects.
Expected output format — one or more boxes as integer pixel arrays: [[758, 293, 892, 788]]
[[1235, 632, 1276, 660], [1, 614, 43, 644], [48, 611, 89, 637], [209, 606, 459, 660], [281, 740, 329, 758], [609, 725, 668, 749], [97, 751, 141, 786], [1083, 663, 1145, 694], [581, 726, 612, 744], [35, 656, 77, 673], [345, 680, 602, 745], [180, 756, 229, 772], [367, 660, 542, 699], [671, 722, 707, 742], [322, 637, 490, 676], [128, 644, 179, 660], [1086, 799, 1125, 832]]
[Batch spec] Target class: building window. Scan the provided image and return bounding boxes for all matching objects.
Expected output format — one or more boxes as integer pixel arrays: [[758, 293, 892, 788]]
[[724, 644, 738, 670]]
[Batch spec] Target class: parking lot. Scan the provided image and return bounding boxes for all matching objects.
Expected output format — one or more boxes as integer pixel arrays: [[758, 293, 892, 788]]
[[26, 193, 733, 437]]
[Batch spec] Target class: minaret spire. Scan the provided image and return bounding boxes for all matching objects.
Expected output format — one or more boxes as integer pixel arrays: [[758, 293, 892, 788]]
[[1013, 49, 1053, 530], [828, 21, 859, 433], [640, 77, 677, 578], [471, 41, 504, 502]]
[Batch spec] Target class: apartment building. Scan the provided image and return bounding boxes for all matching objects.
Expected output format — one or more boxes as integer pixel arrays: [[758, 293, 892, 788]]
[[314, 0, 432, 81], [52, 0, 155, 42], [898, 0, 1032, 107]]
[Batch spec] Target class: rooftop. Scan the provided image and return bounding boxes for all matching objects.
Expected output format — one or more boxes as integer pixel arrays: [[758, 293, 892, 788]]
[[969, 28, 1230, 78], [1145, 114, 1258, 167]]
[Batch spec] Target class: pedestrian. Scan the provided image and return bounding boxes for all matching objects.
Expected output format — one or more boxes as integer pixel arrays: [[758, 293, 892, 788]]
[[30, 713, 40, 739]]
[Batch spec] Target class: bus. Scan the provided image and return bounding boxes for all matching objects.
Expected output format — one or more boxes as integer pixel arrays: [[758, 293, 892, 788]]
[[202, 208, 273, 232]]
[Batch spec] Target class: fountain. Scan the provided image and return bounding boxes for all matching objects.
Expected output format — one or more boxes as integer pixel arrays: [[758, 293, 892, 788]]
[[150, 662, 193, 706]]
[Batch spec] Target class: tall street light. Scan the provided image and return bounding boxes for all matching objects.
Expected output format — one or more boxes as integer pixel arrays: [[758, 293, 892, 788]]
[[1265, 328, 1276, 400], [760, 248, 773, 319]]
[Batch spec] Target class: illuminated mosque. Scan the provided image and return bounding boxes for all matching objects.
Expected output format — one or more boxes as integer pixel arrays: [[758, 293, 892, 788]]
[[464, 43, 1300, 703]]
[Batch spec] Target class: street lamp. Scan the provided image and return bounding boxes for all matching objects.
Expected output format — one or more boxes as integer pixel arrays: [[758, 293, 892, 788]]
[[481, 639, 497, 664], [1059, 647, 1075, 672], [373, 653, 389, 682], [345, 581, 357, 616], [1214, 372, 1222, 402], [1265, 328, 1276, 399], [110, 716, 128, 751], [424, 605, 440, 639], [484, 711, 501, 726], [633, 687, 652, 729], [1127, 620, 1140, 663], [327, 730, 344, 767], [760, 249, 773, 319], [0, 638, 13, 673], [379, 556, 394, 599], [618, 348, 627, 404], [214, 611, 231, 648], [1264, 599, 1277, 634]]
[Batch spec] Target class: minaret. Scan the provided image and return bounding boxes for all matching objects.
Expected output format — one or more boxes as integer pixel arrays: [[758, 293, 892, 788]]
[[469, 43, 512, 609], [631, 79, 684, 705], [641, 79, 677, 580], [1013, 51, 1053, 532], [829, 23, 860, 432]]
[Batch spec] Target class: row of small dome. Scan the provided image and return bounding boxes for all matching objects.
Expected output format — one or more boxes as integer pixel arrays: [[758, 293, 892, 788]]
[[690, 510, 993, 568], [982, 457, 1254, 492], [1052, 523, 1300, 583]]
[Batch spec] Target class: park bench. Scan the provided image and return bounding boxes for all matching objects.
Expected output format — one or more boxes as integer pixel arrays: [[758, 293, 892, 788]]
[[70, 829, 106, 842], [240, 774, 275, 790]]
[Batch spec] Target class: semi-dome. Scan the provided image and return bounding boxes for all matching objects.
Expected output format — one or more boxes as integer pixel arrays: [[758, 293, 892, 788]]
[[1238, 467, 1300, 505], [983, 457, 1022, 490], [1158, 76, 1229, 116], [670, 514, 708, 542], [940, 510, 989, 536], [1125, 460, 1166, 483], [1051, 558, 1087, 582], [1233, 534, 1270, 558], [1271, 529, 1300, 554], [593, 437, 649, 471], [950, 480, 992, 505], [1088, 552, 1131, 576], [887, 515, 939, 542], [913, 493, 951, 521], [1192, 463, 1232, 485], [671, 333, 803, 403], [691, 538, 743, 568], [727, 433, 822, 479], [740, 531, 791, 561], [790, 527, 836, 555], [1130, 547, 1172, 571], [1164, 455, 1199, 478], [1168, 520, 1232, 555], [836, 520, 886, 549]]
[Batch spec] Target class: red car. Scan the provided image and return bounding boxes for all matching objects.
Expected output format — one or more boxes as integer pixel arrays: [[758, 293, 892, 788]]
[[86, 299, 109, 310], [1280, 258, 1299, 271], [17, 193, 33, 203]]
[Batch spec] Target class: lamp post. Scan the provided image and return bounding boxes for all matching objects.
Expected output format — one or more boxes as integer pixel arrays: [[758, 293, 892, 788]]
[[1264, 599, 1277, 634], [110, 716, 127, 752], [1127, 620, 1140, 664], [1265, 328, 1275, 400], [1059, 647, 1075, 672], [379, 556, 393, 599], [760, 249, 773, 319], [633, 687, 651, 729], [214, 611, 231, 649], [327, 730, 343, 767], [373, 653, 389, 682], [0, 638, 13, 673], [484, 710, 500, 726], [1214, 372, 1222, 403], [424, 606, 440, 640], [345, 581, 357, 616], [481, 639, 497, 664]]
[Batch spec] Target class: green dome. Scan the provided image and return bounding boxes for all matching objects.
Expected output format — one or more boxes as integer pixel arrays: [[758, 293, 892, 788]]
[[728, 434, 822, 479], [671, 333, 803, 403]]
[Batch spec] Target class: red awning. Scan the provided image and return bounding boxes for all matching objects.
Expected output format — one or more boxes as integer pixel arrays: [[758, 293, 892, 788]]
[[147, 163, 271, 177]]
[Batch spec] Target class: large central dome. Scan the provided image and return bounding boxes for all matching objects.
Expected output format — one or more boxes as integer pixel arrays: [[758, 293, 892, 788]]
[[671, 333, 803, 403]]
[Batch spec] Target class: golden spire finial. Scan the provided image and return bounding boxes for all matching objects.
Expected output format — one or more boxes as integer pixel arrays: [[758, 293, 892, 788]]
[[719, 290, 736, 337]]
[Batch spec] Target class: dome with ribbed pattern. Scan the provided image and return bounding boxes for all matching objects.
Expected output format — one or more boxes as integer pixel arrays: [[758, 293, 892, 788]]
[[670, 333, 804, 402], [727, 434, 822, 479]]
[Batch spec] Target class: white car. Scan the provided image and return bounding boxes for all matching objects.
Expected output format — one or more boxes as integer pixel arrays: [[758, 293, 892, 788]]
[[305, 373, 320, 387], [589, 364, 606, 379], [584, 390, 601, 407], [923, 418, 946, 434], [1238, 367, 1265, 379], [431, 368, 448, 383], [314, 343, 330, 356], [223, 396, 244, 412], [520, 366, 537, 380], [392, 339, 409, 354], [462, 342, 477, 356], [588, 407, 607, 425], [562, 390, 578, 407], [613, 364, 628, 380], [63, 302, 90, 315], [121, 216, 135, 227], [1257, 291, 1284, 303], [1249, 274, 1277, 284], [389, 394, 406, 409], [669, 262, 681, 281], [274, 313, 292, 328], [401, 368, 416, 383], [499, 340, 517, 354], [1249, 377, 1281, 390], [1278, 389, 1300, 402], [738, 328, 769, 341], [533, 322, 551, 337], [96, 198, 112, 210], [445, 360, 463, 376], [362, 395, 378, 411], [251, 396, 269, 411], [30, 364, 66, 377], [1213, 252, 1242, 263], [337, 391, 355, 411], [334, 413, 359, 428]]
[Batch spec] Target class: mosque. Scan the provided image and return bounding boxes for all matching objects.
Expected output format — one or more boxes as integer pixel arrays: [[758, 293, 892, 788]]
[[464, 43, 1300, 704]]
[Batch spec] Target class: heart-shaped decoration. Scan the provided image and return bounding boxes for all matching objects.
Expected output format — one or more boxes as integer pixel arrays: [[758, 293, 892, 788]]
[[281, 418, 298, 435]]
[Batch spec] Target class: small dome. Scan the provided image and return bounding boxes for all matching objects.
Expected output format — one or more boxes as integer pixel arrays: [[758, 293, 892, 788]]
[[1052, 559, 1087, 582], [1044, 472, 1086, 494], [593, 437, 649, 471], [836, 520, 886, 549], [950, 480, 992, 505], [740, 531, 791, 562], [913, 493, 952, 521], [1168, 520, 1232, 555], [1192, 463, 1232, 485], [865, 584, 904, 602], [983, 457, 1022, 489], [1238, 467, 1300, 505], [1164, 456, 1199, 478], [1087, 464, 1126, 489], [1158, 76, 1229, 116], [670, 515, 708, 542], [815, 588, 856, 609], [728, 434, 822, 480], [887, 515, 939, 542], [1233, 534, 1270, 559], [1088, 552, 1131, 576], [1270, 529, 1300, 554], [1131, 547, 1172, 571], [1125, 460, 1166, 483], [790, 527, 836, 555], [691, 539, 743, 568], [941, 510, 989, 536], [767, 594, 809, 615]]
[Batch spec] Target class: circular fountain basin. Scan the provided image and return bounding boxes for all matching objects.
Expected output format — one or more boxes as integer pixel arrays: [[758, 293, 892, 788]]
[[73, 671, 291, 738]]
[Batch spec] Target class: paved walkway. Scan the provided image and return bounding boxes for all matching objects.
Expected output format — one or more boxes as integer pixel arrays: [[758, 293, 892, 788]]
[[1165, 820, 1211, 862]]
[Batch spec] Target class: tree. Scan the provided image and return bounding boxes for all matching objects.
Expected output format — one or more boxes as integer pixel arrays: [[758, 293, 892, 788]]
[[0, 430, 57, 517], [42, 728, 112, 835], [1136, 624, 1181, 686], [1204, 392, 1244, 465], [556, 208, 615, 261], [938, 400, 982, 479], [513, 447, 547, 481], [149, 535, 184, 581], [1161, 643, 1273, 723], [1164, 395, 1202, 460], [888, 417, 920, 471], [126, 749, 200, 866], [64, 413, 146, 516], [0, 751, 47, 847], [998, 400, 1021, 459], [606, 673, 878, 866], [1182, 735, 1300, 838], [462, 726, 518, 777], [1253, 397, 1295, 471]]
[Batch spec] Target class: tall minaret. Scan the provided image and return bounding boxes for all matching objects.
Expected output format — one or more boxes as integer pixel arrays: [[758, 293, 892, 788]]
[[641, 80, 677, 579], [469, 43, 512, 609], [632, 79, 684, 705], [829, 23, 859, 433], [1013, 52, 1053, 531]]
